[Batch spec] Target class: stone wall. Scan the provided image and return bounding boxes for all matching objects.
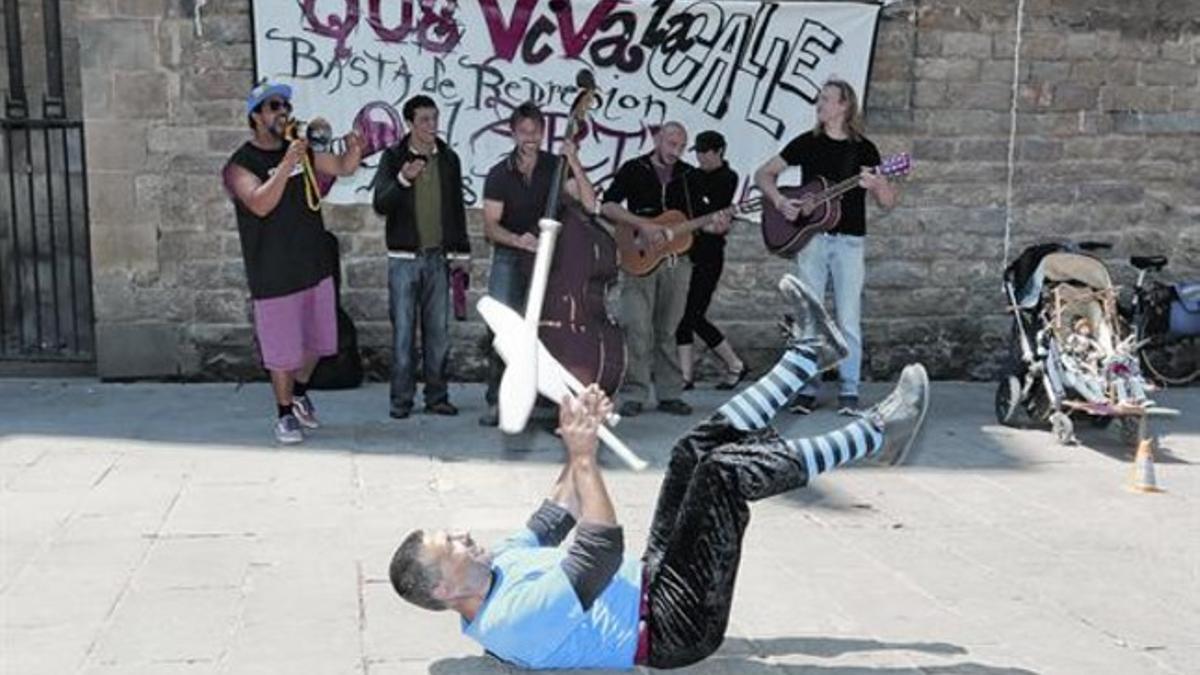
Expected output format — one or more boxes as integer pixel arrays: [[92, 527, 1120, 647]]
[[73, 0, 1199, 382]]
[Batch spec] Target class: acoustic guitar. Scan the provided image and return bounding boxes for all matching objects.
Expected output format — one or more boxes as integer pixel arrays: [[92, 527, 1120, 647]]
[[760, 152, 911, 257], [614, 198, 763, 277]]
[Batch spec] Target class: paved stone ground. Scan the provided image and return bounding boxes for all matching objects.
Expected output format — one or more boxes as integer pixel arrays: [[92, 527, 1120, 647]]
[[1, 379, 1197, 675]]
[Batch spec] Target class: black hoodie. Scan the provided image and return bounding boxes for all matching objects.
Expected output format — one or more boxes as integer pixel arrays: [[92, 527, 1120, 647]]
[[371, 134, 471, 260]]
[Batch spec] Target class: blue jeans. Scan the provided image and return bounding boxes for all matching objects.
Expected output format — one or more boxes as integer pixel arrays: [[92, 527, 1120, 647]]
[[388, 252, 450, 411], [484, 247, 531, 405], [795, 233, 864, 398]]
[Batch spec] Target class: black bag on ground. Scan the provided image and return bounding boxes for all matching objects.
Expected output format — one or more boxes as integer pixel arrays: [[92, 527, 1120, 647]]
[[310, 232, 364, 390], [1142, 281, 1176, 339]]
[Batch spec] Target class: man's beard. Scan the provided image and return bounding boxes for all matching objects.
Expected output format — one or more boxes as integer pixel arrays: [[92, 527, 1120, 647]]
[[267, 118, 287, 140]]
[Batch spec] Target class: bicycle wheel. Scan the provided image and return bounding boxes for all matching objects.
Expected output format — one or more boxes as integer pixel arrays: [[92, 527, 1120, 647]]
[[1140, 334, 1200, 385], [995, 375, 1022, 426]]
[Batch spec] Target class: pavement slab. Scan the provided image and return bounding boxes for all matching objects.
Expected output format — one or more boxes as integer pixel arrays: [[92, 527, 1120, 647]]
[[1, 379, 1197, 674]]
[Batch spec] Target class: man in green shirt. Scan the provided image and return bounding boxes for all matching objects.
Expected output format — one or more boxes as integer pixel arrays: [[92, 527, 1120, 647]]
[[372, 96, 471, 419]]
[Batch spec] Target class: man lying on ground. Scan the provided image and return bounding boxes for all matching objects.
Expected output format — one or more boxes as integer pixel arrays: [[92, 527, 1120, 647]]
[[388, 275, 930, 669]]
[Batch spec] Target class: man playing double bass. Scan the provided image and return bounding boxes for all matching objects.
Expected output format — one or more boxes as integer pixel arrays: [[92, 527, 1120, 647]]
[[478, 101, 602, 427]]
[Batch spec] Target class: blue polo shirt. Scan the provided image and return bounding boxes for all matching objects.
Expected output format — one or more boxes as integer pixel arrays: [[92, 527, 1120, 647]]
[[462, 528, 643, 670]]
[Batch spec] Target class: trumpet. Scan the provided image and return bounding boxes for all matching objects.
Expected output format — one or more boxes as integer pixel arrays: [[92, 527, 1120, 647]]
[[281, 116, 331, 211], [283, 116, 335, 154]]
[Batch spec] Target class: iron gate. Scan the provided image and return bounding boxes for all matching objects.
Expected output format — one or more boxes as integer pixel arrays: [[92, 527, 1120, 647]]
[[1, 0, 93, 364]]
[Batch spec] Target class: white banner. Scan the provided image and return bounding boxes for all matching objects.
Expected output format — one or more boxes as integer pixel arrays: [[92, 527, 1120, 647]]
[[252, 0, 882, 205]]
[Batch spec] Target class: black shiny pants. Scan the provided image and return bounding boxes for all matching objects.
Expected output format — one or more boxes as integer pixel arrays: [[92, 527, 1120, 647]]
[[642, 414, 809, 669]]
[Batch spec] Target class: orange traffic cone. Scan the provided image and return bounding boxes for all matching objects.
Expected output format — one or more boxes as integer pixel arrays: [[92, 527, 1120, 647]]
[[1129, 438, 1164, 493]]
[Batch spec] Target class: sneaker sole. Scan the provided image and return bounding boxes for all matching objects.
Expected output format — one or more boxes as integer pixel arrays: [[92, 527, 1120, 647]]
[[891, 364, 931, 466], [276, 434, 304, 445], [294, 416, 319, 430], [778, 275, 849, 369]]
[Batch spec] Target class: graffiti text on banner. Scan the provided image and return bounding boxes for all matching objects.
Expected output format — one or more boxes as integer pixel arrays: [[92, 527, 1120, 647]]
[[253, 0, 881, 205]]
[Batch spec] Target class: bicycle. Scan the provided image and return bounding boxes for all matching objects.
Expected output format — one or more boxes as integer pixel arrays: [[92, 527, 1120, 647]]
[[1125, 255, 1200, 385]]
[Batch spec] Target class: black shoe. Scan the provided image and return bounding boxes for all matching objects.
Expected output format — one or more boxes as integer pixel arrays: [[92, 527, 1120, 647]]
[[789, 394, 817, 415], [389, 405, 413, 420], [682, 380, 695, 391], [715, 364, 751, 390], [837, 396, 861, 416], [618, 400, 643, 418], [478, 405, 499, 427], [658, 399, 693, 416], [425, 401, 459, 416]]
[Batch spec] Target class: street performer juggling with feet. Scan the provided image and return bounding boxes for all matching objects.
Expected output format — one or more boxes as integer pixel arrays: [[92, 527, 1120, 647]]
[[222, 80, 364, 444], [388, 275, 930, 670]]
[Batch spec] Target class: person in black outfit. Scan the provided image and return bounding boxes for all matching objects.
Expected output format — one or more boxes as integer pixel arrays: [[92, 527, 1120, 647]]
[[676, 131, 749, 391], [754, 79, 898, 416]]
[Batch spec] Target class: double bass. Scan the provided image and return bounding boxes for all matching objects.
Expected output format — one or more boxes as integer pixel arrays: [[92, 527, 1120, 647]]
[[538, 71, 626, 396]]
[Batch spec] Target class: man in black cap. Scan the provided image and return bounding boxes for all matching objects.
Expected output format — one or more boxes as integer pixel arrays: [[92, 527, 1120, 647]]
[[676, 130, 749, 392]]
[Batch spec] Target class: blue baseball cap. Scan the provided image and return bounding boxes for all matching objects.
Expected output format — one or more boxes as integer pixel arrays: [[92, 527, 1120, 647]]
[[245, 80, 292, 114]]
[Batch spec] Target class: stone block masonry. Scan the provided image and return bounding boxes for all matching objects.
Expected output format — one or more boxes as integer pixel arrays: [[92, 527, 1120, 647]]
[[71, 1, 1198, 382]]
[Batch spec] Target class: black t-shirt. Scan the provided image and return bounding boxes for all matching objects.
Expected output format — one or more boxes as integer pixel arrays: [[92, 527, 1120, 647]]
[[482, 150, 559, 255], [779, 131, 881, 237], [226, 142, 332, 299], [685, 162, 738, 258]]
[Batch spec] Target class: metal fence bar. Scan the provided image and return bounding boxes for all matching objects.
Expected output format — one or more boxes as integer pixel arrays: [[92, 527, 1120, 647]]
[[3, 0, 28, 119], [43, 126, 62, 345], [23, 126, 44, 351], [61, 125, 79, 352], [40, 0, 65, 119], [4, 125, 26, 352], [77, 124, 95, 358]]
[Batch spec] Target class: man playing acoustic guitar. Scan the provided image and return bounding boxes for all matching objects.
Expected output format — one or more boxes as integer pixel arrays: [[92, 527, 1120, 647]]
[[754, 79, 899, 416], [603, 122, 731, 418]]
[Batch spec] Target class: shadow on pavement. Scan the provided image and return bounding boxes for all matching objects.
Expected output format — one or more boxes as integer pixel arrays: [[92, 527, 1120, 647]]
[[426, 635, 1041, 674], [721, 635, 969, 658], [1, 379, 1192, 483]]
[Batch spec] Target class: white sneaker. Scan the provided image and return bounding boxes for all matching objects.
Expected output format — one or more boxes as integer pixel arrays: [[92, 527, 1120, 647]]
[[292, 395, 320, 429], [866, 364, 930, 466], [778, 275, 850, 372], [274, 414, 304, 444]]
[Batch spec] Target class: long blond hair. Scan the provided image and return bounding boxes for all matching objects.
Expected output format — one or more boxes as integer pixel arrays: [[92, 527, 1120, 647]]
[[813, 79, 864, 141]]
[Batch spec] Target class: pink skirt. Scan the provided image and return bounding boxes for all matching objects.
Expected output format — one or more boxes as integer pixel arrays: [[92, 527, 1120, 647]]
[[252, 276, 337, 371]]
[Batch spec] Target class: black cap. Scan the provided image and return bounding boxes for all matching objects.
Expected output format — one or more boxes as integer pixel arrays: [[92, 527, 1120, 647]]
[[691, 130, 726, 153]]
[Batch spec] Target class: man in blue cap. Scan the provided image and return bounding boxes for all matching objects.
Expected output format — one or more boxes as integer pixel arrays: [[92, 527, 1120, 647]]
[[222, 80, 364, 443]]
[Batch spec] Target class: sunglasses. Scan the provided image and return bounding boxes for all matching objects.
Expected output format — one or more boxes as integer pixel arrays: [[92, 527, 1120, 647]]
[[257, 99, 292, 113]]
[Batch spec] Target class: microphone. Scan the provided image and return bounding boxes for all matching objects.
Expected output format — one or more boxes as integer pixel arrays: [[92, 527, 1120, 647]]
[[576, 69, 596, 90], [306, 117, 333, 153]]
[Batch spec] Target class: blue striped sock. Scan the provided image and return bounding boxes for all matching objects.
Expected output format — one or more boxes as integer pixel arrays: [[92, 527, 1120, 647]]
[[785, 418, 884, 478], [718, 348, 818, 430]]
